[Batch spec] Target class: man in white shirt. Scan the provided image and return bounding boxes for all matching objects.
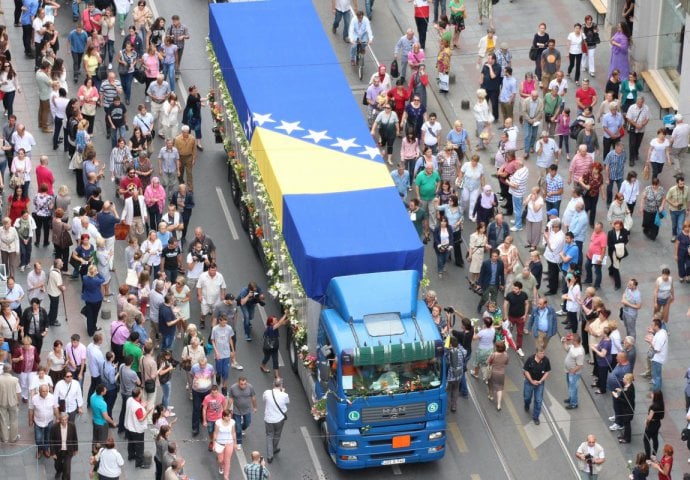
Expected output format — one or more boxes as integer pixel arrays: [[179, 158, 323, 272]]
[[85, 333, 105, 401], [53, 371, 83, 422], [671, 114, 690, 171], [575, 435, 605, 478], [10, 124, 37, 157], [502, 117, 519, 151], [197, 263, 226, 329], [543, 220, 565, 295], [26, 262, 46, 301], [647, 319, 668, 393], [562, 333, 585, 409], [547, 70, 568, 98], [263, 378, 289, 463], [332, 0, 356, 42], [421, 113, 442, 154], [348, 10, 372, 65], [29, 383, 58, 458]]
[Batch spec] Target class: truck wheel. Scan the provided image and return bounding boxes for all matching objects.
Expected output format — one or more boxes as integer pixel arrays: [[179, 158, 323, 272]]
[[229, 167, 241, 207], [239, 202, 249, 231], [320, 420, 331, 455], [247, 218, 259, 250], [287, 327, 299, 375]]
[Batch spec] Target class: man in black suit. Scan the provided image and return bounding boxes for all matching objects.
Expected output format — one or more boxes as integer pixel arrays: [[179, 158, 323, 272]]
[[50, 412, 78, 480], [477, 249, 505, 313]]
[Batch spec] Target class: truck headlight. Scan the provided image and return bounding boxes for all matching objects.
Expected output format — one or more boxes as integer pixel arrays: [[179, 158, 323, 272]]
[[428, 431, 443, 440], [340, 440, 358, 448]]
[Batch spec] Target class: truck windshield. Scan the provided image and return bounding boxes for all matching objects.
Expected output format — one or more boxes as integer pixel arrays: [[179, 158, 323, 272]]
[[343, 358, 442, 397]]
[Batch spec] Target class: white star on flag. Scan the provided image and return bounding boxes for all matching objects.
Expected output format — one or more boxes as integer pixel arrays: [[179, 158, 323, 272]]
[[331, 137, 360, 152], [359, 145, 381, 159], [244, 109, 254, 139], [275, 120, 304, 135], [252, 112, 276, 126], [303, 130, 332, 144]]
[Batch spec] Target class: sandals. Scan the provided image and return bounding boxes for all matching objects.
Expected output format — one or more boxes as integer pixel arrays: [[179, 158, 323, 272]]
[[470, 371, 479, 379], [260, 366, 270, 373]]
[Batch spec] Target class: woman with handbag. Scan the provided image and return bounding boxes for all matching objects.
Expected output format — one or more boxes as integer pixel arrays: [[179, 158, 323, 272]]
[[433, 216, 454, 278], [607, 193, 629, 227], [71, 233, 95, 280], [640, 177, 665, 241], [607, 219, 628, 290], [10, 148, 31, 198], [181, 334, 205, 398], [0, 300, 21, 352], [213, 409, 237, 480], [182, 85, 206, 150], [0, 61, 20, 117], [260, 313, 288, 378], [582, 15, 600, 78], [94, 437, 124, 480]]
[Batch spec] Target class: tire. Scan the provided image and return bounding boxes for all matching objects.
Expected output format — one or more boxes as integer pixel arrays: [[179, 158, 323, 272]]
[[239, 202, 249, 231], [288, 330, 299, 375], [358, 59, 363, 81], [229, 166, 241, 207], [247, 217, 259, 250], [320, 420, 331, 455]]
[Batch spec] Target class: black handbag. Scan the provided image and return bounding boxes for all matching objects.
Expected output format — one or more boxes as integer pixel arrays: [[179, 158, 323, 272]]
[[528, 47, 538, 61], [144, 379, 156, 393], [682, 428, 690, 442], [362, 90, 368, 106], [390, 59, 399, 79], [492, 0, 499, 4], [133, 66, 146, 84], [96, 64, 108, 81]]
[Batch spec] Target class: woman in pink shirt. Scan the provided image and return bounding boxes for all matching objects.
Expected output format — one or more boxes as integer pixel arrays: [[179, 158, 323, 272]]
[[568, 144, 593, 185], [400, 131, 420, 184], [143, 177, 166, 231]]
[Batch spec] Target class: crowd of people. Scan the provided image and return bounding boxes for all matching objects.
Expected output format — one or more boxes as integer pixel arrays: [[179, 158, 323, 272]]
[[335, 0, 690, 477], [0, 0, 289, 479]]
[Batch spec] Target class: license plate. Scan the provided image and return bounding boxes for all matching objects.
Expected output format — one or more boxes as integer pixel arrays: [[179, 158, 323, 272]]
[[382, 458, 406, 466]]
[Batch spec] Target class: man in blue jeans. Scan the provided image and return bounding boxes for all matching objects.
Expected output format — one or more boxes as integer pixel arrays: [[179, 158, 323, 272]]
[[228, 377, 257, 450], [647, 319, 668, 393], [158, 293, 182, 351], [238, 282, 266, 341], [562, 333, 585, 410], [665, 174, 689, 242], [523, 347, 551, 425]]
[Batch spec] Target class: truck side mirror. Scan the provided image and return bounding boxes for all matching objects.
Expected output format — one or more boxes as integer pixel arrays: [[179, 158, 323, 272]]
[[318, 360, 331, 390]]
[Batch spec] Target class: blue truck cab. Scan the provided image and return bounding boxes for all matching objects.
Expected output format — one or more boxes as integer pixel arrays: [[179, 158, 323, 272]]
[[314, 270, 447, 469]]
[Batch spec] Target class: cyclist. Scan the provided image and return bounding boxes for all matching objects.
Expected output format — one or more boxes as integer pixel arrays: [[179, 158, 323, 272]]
[[348, 10, 373, 66]]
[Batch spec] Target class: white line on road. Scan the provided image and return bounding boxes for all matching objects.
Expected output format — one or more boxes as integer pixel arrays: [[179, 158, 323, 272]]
[[235, 445, 249, 480], [300, 425, 327, 480], [216, 186, 239, 241], [259, 306, 284, 367]]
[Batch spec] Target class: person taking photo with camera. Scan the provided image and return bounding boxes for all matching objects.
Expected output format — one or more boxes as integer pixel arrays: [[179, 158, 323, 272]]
[[575, 434, 605, 479]]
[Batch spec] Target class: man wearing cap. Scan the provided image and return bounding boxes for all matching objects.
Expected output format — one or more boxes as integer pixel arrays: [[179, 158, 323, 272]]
[[671, 114, 690, 171], [625, 96, 650, 167]]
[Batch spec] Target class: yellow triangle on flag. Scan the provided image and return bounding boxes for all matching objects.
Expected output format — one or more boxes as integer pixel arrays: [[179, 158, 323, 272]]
[[250, 127, 394, 223]]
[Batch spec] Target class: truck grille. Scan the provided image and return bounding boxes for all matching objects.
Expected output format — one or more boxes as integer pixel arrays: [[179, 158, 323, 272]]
[[361, 402, 427, 423]]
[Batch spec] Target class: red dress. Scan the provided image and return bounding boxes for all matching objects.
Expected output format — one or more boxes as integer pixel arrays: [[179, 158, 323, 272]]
[[387, 86, 410, 120], [658, 455, 673, 480], [8, 195, 29, 223]]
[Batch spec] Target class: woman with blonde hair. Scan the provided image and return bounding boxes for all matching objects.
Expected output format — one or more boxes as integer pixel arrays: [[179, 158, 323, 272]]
[[472, 88, 492, 149], [181, 332, 206, 398], [95, 237, 113, 301]]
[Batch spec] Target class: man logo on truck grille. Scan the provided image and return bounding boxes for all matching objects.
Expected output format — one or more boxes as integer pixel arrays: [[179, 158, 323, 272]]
[[382, 407, 406, 418], [427, 402, 439, 413], [348, 411, 360, 421]]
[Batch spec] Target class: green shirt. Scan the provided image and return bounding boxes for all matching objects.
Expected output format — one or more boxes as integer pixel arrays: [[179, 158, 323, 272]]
[[415, 170, 440, 200], [666, 185, 689, 211], [123, 341, 143, 372]]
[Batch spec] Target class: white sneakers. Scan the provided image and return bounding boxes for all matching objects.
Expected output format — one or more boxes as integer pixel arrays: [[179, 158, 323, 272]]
[[232, 362, 244, 370]]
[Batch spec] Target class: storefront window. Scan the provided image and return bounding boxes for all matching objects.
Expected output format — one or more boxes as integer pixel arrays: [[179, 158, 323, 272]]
[[658, 0, 686, 91]]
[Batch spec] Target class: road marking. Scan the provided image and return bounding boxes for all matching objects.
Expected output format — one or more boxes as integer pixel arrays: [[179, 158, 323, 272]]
[[300, 425, 327, 480], [467, 380, 517, 480], [447, 421, 468, 453], [216, 186, 239, 241], [235, 446, 249, 480], [259, 306, 284, 367], [502, 395, 539, 461], [503, 376, 518, 393], [541, 395, 582, 478], [545, 390, 571, 441], [471, 475, 481, 480], [391, 465, 402, 475]]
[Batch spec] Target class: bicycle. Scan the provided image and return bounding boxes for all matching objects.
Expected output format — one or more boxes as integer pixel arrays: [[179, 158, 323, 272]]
[[354, 41, 366, 81]]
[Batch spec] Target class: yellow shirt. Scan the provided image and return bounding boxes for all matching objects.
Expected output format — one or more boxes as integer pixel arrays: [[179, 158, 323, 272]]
[[83, 54, 99, 77]]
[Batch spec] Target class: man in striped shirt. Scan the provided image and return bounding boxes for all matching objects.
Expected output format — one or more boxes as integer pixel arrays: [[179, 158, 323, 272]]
[[99, 71, 123, 139]]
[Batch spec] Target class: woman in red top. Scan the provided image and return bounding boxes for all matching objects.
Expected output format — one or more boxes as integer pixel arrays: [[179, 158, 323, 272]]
[[387, 78, 410, 122], [579, 162, 604, 227], [7, 186, 29, 223], [651, 443, 673, 480], [12, 336, 39, 402]]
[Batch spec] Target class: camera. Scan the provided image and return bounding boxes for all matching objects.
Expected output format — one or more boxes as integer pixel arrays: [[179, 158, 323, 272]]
[[584, 454, 593, 464], [170, 358, 180, 369], [444, 307, 455, 314]]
